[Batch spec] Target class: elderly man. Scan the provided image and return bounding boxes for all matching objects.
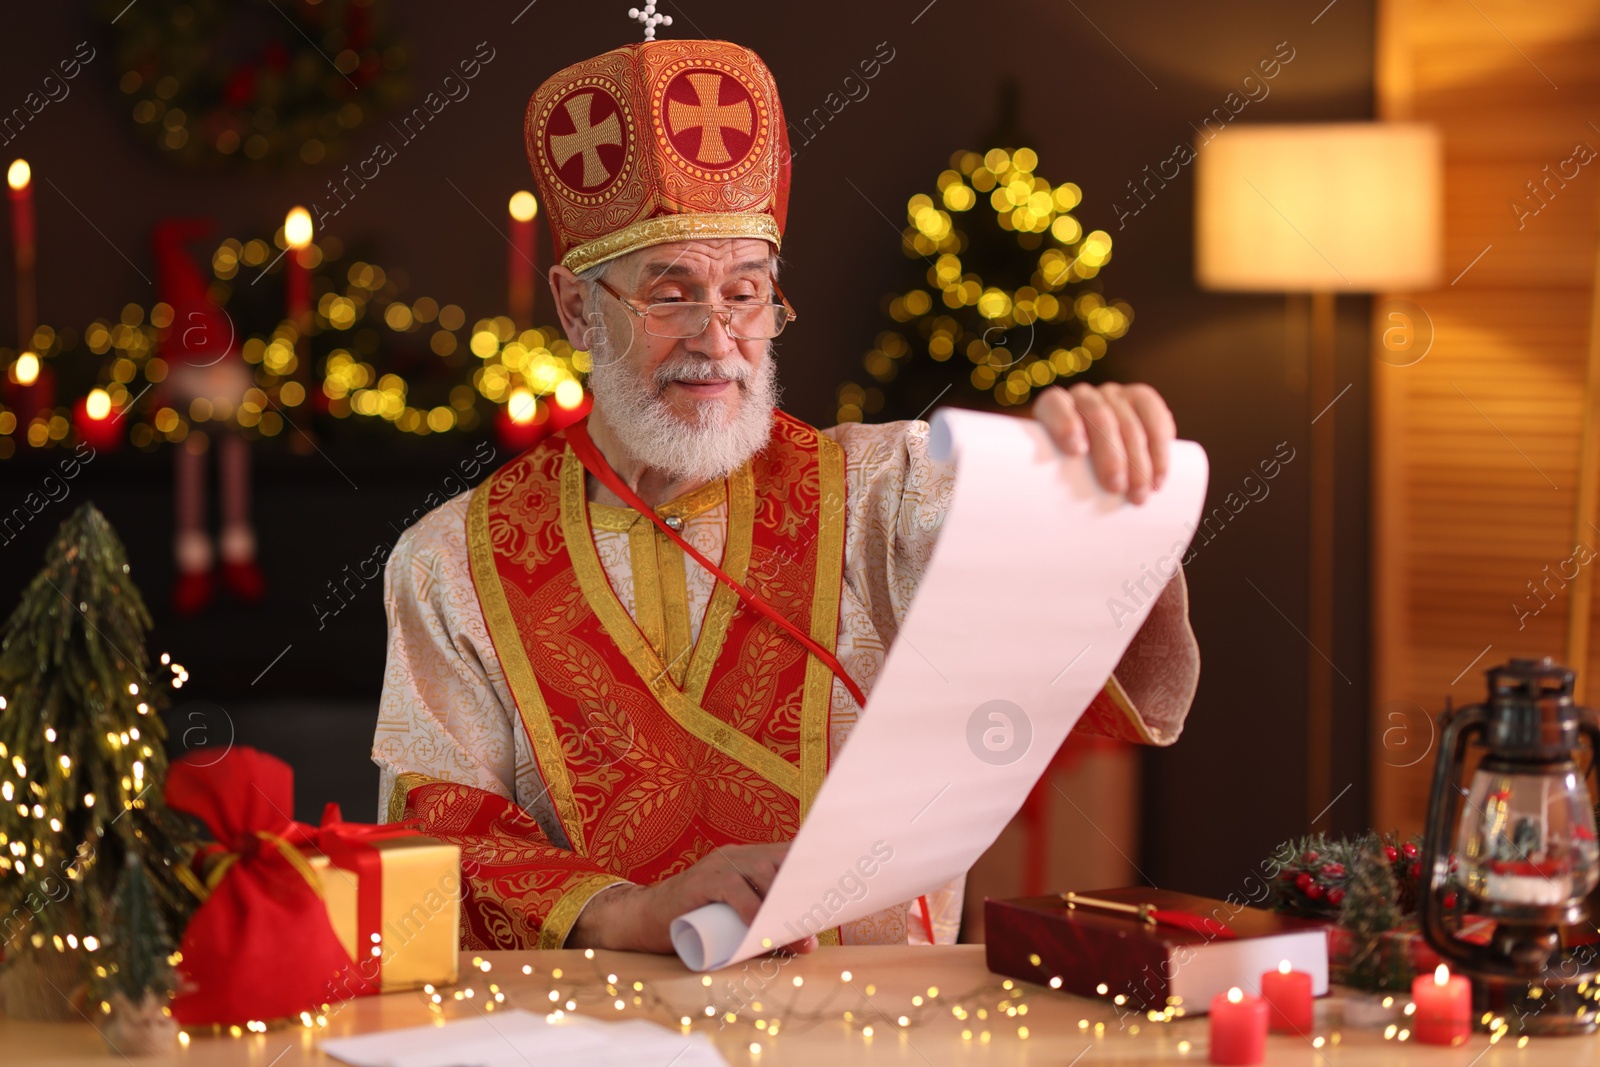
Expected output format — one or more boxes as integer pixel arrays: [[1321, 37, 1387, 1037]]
[[373, 37, 1198, 955]]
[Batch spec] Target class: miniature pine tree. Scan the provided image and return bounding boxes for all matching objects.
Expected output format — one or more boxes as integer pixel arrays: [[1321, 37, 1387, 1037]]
[[1339, 835, 1406, 991], [99, 852, 178, 1054], [0, 505, 196, 1006]]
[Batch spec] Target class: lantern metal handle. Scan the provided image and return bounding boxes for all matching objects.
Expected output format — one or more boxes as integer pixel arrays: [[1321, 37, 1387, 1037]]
[[1577, 704, 1600, 924], [1420, 699, 1494, 974]]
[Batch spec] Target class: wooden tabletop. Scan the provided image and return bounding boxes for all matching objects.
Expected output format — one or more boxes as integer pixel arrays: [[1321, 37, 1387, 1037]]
[[4, 945, 1597, 1065]]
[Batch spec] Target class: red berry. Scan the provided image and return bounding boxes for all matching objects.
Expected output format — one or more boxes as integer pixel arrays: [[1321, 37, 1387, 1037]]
[[1402, 842, 1420, 859], [1384, 845, 1399, 863], [1321, 863, 1346, 879], [1327, 888, 1346, 906], [1302, 850, 1320, 865], [1443, 891, 1458, 909], [1407, 862, 1421, 881], [1295, 872, 1313, 892], [1305, 882, 1326, 900]]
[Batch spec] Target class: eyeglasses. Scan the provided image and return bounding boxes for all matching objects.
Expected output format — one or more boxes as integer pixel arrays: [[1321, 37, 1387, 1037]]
[[592, 276, 797, 340]]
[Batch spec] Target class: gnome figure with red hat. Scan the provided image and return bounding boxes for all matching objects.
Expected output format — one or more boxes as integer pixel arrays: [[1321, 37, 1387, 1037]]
[[152, 220, 266, 615]]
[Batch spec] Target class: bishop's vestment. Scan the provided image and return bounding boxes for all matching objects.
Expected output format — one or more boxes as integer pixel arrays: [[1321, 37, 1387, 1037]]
[[373, 413, 1200, 950]]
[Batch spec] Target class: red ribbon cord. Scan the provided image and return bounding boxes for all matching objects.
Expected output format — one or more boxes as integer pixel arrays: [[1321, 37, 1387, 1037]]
[[1149, 908, 1236, 940], [566, 418, 939, 942], [565, 417, 868, 710]]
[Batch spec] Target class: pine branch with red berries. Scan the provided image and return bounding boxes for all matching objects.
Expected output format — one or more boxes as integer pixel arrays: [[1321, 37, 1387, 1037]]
[[1266, 831, 1436, 920]]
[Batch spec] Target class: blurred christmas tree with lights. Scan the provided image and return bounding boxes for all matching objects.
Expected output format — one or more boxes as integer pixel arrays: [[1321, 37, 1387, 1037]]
[[0, 504, 197, 1018], [836, 111, 1133, 423]]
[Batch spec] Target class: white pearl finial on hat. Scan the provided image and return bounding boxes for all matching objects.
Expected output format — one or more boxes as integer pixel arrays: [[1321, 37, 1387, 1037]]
[[627, 3, 672, 40]]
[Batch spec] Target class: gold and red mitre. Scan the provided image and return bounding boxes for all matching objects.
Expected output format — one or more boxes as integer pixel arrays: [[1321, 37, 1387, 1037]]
[[524, 38, 791, 274]]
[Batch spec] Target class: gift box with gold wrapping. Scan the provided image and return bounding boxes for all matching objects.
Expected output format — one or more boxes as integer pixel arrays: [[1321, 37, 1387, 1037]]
[[301, 805, 461, 996]]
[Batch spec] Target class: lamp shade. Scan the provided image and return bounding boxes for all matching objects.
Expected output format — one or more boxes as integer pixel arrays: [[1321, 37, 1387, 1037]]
[[1195, 123, 1442, 293]]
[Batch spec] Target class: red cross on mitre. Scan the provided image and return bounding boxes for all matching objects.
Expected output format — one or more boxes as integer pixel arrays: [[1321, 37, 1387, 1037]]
[[545, 87, 628, 193], [662, 69, 756, 168]]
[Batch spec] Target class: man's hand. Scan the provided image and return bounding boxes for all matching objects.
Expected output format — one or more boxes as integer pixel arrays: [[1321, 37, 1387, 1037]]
[[1033, 382, 1176, 505], [568, 842, 818, 955]]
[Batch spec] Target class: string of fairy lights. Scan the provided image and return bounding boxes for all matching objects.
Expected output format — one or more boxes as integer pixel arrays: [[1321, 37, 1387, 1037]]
[[166, 947, 1543, 1056], [0, 200, 583, 460], [837, 146, 1133, 424]]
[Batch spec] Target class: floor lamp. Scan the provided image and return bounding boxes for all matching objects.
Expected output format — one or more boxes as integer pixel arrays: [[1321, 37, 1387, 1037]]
[[1194, 123, 1442, 828]]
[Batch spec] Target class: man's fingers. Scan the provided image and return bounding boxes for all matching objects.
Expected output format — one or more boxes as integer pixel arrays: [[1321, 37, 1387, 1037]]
[[718, 872, 766, 925], [1101, 384, 1153, 504], [1034, 386, 1086, 454], [716, 843, 785, 896], [1125, 384, 1176, 490], [1069, 384, 1127, 493]]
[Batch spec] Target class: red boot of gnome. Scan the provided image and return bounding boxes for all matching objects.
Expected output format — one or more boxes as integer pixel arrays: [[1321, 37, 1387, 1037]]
[[172, 527, 214, 617], [217, 435, 265, 605], [221, 536, 265, 604]]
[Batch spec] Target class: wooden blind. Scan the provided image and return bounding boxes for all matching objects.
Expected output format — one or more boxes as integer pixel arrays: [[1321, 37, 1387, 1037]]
[[1374, 0, 1600, 832]]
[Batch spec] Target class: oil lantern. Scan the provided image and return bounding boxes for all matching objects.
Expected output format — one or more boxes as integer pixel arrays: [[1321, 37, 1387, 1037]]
[[1419, 658, 1600, 1034]]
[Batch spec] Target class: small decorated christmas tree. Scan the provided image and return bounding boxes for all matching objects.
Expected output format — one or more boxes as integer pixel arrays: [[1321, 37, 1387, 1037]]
[[100, 853, 178, 1053], [0, 504, 197, 1020], [1339, 836, 1407, 992]]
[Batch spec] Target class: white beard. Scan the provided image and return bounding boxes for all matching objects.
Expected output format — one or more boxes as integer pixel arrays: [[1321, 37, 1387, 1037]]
[[586, 341, 779, 484]]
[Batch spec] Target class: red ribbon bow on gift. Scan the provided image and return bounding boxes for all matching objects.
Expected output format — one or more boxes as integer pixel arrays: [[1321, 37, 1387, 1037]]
[[165, 747, 407, 1025], [303, 802, 421, 996]]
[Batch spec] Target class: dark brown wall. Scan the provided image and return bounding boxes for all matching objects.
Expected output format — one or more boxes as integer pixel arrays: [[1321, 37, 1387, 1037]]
[[0, 1, 1376, 896]]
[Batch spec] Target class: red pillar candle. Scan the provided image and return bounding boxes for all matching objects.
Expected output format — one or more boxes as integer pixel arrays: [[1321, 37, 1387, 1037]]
[[1260, 960, 1313, 1035], [283, 205, 313, 405], [73, 388, 123, 452], [284, 205, 313, 330], [494, 387, 544, 453], [1412, 964, 1472, 1046], [508, 191, 538, 329], [8, 158, 35, 349], [1209, 986, 1267, 1065]]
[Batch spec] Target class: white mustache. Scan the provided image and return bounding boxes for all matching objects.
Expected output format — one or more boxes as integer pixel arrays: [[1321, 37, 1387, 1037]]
[[653, 359, 753, 390]]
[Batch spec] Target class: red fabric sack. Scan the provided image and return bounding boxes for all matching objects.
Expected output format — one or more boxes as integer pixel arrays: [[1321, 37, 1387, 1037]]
[[164, 747, 353, 1026]]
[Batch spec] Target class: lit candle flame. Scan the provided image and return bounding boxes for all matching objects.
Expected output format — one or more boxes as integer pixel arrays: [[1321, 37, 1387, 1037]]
[[1434, 964, 1450, 985], [554, 379, 583, 409], [85, 389, 111, 421], [509, 191, 538, 222], [13, 352, 39, 385], [1278, 960, 1292, 975], [284, 206, 313, 249], [507, 387, 537, 425], [1226, 987, 1244, 1004], [7, 159, 30, 191]]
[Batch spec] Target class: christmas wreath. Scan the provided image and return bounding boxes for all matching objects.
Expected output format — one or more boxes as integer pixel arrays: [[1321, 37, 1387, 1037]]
[[106, 0, 408, 169]]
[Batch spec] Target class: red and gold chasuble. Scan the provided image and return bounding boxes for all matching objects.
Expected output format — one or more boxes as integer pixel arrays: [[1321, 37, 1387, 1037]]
[[397, 412, 845, 948]]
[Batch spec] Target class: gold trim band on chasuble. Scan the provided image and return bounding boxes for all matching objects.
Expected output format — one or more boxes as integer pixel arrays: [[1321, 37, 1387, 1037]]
[[387, 770, 449, 825], [683, 463, 754, 703], [466, 482, 592, 858], [538, 873, 632, 950], [560, 447, 814, 799], [799, 433, 846, 820]]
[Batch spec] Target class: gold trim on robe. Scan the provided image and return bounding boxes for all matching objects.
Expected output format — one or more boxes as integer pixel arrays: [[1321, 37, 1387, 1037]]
[[537, 873, 632, 950], [467, 483, 591, 857], [799, 433, 846, 819], [558, 448, 806, 799]]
